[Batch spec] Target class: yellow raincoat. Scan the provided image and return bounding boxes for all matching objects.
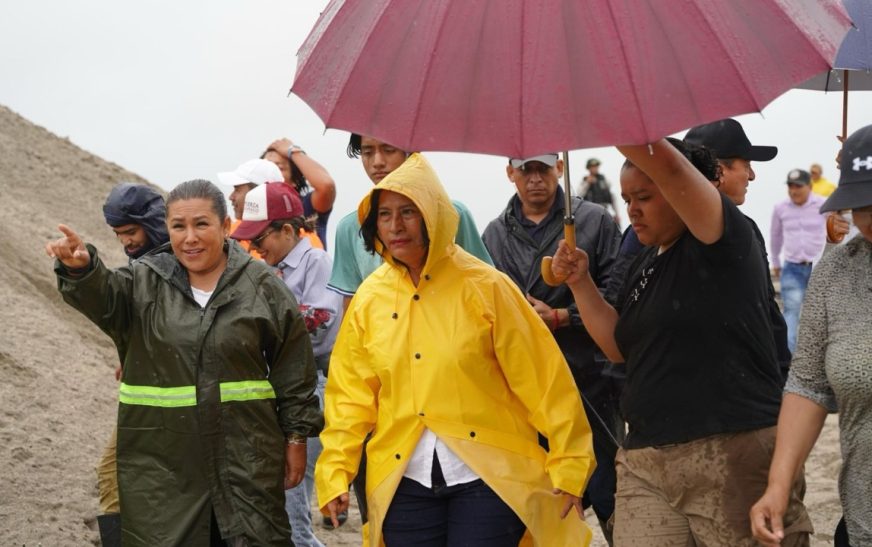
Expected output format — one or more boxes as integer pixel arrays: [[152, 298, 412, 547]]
[[316, 153, 595, 546]]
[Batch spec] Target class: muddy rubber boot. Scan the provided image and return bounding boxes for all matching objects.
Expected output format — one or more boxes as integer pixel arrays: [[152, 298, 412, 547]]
[[97, 513, 121, 547]]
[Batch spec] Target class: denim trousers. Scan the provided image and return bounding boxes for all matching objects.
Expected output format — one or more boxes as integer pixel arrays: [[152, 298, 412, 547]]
[[780, 261, 813, 353], [285, 371, 327, 547]]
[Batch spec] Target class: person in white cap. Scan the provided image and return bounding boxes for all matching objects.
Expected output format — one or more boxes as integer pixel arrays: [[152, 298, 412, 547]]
[[217, 158, 284, 224]]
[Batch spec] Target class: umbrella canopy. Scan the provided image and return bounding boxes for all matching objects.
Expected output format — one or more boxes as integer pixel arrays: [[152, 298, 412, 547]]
[[292, 0, 850, 158], [797, 0, 872, 91], [795, 0, 872, 138]]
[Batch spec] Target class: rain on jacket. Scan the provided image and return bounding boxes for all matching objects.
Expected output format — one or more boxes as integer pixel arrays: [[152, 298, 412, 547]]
[[315, 153, 596, 546], [56, 240, 322, 547]]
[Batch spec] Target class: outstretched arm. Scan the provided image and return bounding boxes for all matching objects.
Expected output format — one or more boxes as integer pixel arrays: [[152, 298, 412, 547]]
[[618, 140, 723, 244]]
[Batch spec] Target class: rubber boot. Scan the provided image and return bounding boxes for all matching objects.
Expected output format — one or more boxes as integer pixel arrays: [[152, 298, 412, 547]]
[[97, 513, 121, 547]]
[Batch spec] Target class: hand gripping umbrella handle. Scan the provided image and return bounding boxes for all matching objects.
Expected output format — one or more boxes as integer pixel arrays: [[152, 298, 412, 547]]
[[541, 219, 576, 287]]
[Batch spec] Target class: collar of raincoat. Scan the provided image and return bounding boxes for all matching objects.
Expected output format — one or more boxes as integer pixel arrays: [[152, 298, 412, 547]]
[[357, 152, 460, 277]]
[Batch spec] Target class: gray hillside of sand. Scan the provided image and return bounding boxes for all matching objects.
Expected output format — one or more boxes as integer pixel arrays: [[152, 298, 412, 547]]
[[0, 104, 843, 545]]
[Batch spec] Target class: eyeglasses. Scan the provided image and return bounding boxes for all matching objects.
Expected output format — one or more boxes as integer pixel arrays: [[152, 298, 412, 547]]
[[250, 229, 275, 248]]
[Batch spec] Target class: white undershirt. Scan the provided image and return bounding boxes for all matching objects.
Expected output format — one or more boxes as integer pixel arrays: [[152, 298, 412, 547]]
[[403, 428, 479, 488], [191, 286, 213, 308]]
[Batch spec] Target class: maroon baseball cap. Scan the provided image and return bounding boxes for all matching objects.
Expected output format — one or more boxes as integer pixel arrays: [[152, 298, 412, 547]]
[[230, 182, 304, 241]]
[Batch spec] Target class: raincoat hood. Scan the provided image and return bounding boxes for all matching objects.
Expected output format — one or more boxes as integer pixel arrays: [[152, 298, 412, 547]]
[[103, 182, 169, 259], [357, 153, 459, 274]]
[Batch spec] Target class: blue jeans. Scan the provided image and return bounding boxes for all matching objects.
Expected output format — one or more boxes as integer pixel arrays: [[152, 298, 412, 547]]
[[780, 261, 813, 353], [383, 477, 526, 546], [285, 371, 326, 547]]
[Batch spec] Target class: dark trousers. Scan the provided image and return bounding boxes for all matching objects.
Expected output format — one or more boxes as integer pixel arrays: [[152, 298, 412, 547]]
[[383, 455, 526, 547]]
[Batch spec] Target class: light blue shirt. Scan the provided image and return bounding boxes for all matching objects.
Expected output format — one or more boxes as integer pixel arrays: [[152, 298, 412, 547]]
[[277, 238, 342, 361]]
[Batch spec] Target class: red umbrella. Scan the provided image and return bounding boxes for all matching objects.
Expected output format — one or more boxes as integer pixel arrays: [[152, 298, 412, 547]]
[[292, 0, 850, 283], [293, 0, 849, 158]]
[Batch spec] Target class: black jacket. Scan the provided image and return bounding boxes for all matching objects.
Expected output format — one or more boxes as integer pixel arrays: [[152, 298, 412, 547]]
[[483, 191, 621, 389]]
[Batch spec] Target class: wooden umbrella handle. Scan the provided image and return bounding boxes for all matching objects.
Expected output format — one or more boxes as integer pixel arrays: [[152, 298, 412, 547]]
[[541, 221, 577, 286]]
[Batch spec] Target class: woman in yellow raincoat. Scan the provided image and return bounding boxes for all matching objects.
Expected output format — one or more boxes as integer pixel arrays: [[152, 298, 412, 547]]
[[315, 153, 595, 546]]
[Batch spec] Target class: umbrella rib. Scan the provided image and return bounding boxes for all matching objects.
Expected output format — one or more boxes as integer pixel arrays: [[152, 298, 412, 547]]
[[688, 2, 766, 114], [601, 0, 651, 144], [406, 2, 454, 150]]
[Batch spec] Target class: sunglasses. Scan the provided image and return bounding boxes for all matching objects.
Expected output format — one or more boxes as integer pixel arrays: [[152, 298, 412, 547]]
[[250, 229, 275, 248]]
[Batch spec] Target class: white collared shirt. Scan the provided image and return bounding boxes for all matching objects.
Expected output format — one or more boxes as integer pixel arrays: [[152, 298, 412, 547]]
[[403, 428, 479, 487]]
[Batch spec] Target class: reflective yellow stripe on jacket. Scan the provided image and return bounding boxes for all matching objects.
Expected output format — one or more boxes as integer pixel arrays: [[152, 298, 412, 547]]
[[119, 381, 275, 407]]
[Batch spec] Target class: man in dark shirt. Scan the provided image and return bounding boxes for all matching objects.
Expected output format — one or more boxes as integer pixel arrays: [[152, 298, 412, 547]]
[[683, 118, 791, 381], [483, 153, 621, 543]]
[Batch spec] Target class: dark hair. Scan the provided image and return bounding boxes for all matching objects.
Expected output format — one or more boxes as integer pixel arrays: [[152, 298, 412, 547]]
[[260, 149, 309, 195], [267, 216, 317, 235], [347, 133, 362, 158], [166, 179, 227, 220], [622, 137, 721, 182], [359, 190, 429, 257]]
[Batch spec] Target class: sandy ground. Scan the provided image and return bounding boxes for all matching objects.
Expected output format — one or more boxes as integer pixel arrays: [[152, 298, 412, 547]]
[[0, 104, 844, 545]]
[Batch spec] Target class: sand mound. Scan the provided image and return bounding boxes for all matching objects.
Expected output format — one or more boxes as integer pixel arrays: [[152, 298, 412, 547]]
[[0, 104, 842, 545]]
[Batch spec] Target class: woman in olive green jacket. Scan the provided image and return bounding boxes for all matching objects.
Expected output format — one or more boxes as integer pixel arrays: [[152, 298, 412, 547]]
[[47, 179, 322, 547]]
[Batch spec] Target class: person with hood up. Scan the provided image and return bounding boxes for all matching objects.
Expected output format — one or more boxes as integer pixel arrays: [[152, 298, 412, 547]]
[[94, 182, 170, 545], [315, 153, 596, 546], [102, 182, 169, 260], [47, 179, 322, 546]]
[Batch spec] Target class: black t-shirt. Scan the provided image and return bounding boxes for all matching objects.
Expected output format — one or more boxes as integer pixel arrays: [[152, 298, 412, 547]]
[[614, 194, 782, 449]]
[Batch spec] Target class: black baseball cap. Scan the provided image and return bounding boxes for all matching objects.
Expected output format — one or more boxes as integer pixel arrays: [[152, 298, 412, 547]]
[[785, 169, 811, 186], [820, 123, 872, 212], [684, 119, 778, 162]]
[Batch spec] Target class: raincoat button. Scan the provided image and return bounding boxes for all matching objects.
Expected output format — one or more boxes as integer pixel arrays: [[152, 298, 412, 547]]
[[391, 312, 398, 319], [395, 454, 401, 459], [469, 431, 476, 438], [415, 353, 421, 359], [413, 294, 420, 301], [418, 412, 425, 416]]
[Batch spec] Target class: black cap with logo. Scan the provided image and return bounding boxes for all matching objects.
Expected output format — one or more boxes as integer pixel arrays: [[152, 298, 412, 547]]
[[684, 119, 778, 162], [821, 124, 872, 212]]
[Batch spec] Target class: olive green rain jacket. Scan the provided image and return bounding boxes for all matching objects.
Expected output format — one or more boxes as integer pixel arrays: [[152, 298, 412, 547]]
[[316, 153, 596, 546], [56, 241, 322, 546]]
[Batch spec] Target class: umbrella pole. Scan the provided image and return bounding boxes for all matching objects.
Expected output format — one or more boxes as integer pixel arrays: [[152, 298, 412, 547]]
[[842, 69, 850, 141], [541, 151, 576, 287]]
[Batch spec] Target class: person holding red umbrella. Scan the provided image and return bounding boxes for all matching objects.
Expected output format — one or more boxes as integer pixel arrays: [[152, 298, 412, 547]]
[[551, 138, 812, 546]]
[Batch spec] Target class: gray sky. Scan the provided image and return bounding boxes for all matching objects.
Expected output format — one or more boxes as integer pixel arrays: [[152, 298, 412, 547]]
[[1, 1, 868, 258]]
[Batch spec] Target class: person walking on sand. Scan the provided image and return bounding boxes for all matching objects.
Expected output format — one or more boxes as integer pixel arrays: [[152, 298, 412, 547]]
[[316, 154, 595, 546], [325, 134, 492, 530], [483, 152, 621, 543], [751, 124, 872, 547], [552, 138, 812, 546], [95, 182, 170, 545], [47, 179, 322, 546], [770, 168, 828, 353], [231, 182, 342, 547]]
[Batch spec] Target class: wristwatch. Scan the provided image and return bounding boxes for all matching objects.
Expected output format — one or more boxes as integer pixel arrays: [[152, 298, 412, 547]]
[[287, 144, 305, 160]]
